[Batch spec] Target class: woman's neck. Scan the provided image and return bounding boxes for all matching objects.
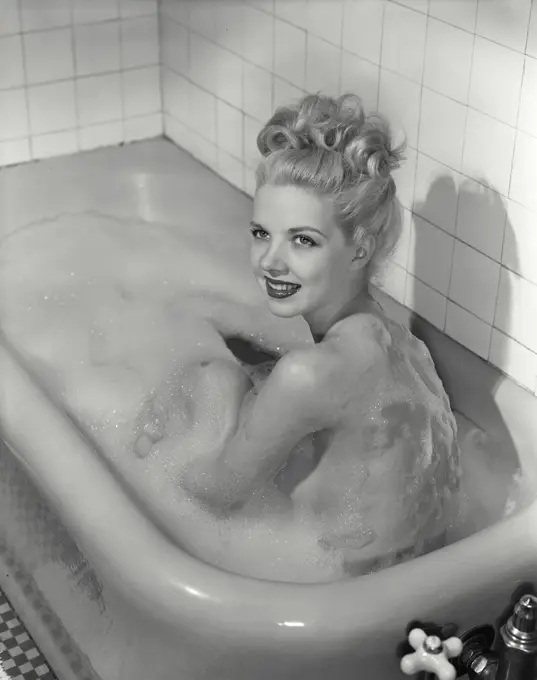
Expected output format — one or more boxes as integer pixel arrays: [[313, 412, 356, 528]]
[[305, 286, 375, 343]]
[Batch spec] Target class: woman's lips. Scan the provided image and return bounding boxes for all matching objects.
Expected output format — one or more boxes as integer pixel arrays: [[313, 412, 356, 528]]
[[264, 276, 301, 299]]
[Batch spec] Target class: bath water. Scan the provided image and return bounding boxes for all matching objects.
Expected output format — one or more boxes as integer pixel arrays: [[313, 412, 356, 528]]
[[0, 213, 523, 582]]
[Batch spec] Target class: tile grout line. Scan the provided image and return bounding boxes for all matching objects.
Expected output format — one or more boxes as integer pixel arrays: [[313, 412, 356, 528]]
[[409, 2, 428, 312], [15, 1, 32, 162], [118, 12, 127, 143], [0, 62, 161, 95], [376, 0, 386, 112], [336, 0, 344, 95], [68, 3, 81, 155], [1, 10, 155, 37], [157, 0, 165, 141], [524, 0, 534, 55]]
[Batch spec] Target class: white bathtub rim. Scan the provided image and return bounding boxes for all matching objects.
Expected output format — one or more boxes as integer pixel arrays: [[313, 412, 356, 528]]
[[1, 334, 537, 646]]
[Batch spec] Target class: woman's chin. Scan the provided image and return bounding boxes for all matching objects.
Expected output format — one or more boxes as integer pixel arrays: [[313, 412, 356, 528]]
[[266, 298, 301, 318]]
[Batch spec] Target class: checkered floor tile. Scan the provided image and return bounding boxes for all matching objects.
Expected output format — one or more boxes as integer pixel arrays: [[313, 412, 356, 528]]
[[0, 590, 56, 680]]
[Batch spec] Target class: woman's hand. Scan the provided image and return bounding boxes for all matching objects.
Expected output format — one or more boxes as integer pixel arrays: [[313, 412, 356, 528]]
[[133, 393, 166, 458]]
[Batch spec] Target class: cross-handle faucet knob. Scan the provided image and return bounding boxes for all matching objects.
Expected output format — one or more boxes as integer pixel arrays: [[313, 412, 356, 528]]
[[400, 628, 463, 680]]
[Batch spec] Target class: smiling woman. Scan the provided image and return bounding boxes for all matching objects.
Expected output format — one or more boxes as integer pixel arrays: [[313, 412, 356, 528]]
[[249, 184, 363, 327], [168, 93, 462, 576]]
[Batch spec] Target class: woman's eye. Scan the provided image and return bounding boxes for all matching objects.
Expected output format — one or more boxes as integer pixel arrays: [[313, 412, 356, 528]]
[[250, 227, 269, 240], [294, 235, 317, 247]]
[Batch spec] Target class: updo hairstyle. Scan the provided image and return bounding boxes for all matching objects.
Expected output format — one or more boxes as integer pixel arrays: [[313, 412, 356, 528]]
[[256, 93, 405, 274]]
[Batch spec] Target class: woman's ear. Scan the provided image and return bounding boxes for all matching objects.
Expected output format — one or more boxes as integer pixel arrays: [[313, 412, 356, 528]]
[[352, 234, 376, 269]]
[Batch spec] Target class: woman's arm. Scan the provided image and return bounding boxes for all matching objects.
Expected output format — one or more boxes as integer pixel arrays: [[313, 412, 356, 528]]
[[180, 352, 331, 511]]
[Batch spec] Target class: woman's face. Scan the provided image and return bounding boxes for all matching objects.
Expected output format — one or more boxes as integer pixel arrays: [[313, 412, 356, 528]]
[[250, 184, 358, 320]]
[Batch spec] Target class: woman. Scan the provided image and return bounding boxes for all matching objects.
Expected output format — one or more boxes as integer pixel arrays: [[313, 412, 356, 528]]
[[139, 94, 461, 573]]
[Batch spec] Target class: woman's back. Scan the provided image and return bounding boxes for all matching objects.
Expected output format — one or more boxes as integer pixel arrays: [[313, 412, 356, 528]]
[[289, 311, 461, 574]]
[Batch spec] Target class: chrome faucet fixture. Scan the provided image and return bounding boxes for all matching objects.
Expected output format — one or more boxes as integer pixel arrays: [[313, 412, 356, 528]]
[[400, 592, 537, 680]]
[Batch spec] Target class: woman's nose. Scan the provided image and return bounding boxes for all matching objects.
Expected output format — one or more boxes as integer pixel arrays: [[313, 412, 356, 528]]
[[259, 244, 288, 276]]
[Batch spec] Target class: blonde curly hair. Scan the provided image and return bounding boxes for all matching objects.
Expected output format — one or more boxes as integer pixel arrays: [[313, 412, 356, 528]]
[[256, 93, 405, 275]]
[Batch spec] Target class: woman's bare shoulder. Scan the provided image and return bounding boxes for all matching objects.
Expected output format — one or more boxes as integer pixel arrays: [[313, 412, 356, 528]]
[[336, 311, 392, 341], [273, 313, 394, 398], [327, 313, 393, 369], [273, 346, 338, 390]]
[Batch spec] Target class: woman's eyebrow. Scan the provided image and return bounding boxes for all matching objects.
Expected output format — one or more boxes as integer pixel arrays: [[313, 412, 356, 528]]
[[288, 226, 325, 237]]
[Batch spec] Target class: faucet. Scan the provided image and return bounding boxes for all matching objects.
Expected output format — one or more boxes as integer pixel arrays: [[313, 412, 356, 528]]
[[400, 593, 537, 680]]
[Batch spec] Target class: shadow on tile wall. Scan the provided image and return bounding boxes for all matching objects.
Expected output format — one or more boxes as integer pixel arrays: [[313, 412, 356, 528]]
[[411, 174, 520, 364], [410, 173, 522, 531]]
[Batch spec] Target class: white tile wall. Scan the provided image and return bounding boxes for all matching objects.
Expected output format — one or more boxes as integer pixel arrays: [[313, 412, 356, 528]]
[[528, 0, 537, 59], [77, 73, 122, 126], [0, 0, 22, 35], [423, 18, 474, 104], [342, 0, 383, 64], [406, 274, 447, 330], [382, 2, 427, 83], [306, 33, 341, 95], [511, 130, 537, 213], [123, 65, 161, 117], [469, 36, 524, 127], [24, 27, 74, 84], [462, 108, 516, 197], [519, 54, 537, 138], [72, 0, 119, 25], [74, 21, 121, 76], [445, 300, 492, 359], [455, 179, 506, 261], [0, 35, 25, 89], [340, 50, 379, 112], [274, 18, 306, 89], [308, 0, 343, 47], [413, 154, 461, 234], [159, 0, 537, 394], [378, 259, 407, 304], [217, 98, 244, 159], [408, 214, 455, 295], [27, 80, 77, 135], [475, 0, 532, 53], [428, 0, 477, 33], [0, 0, 162, 167], [378, 69, 421, 148], [0, 88, 28, 140], [121, 15, 159, 69], [241, 5, 273, 71], [448, 240, 501, 325], [419, 87, 468, 171], [243, 61, 272, 121], [0, 137, 31, 165]]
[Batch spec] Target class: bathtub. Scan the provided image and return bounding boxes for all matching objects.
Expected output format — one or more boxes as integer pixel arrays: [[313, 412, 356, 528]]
[[0, 138, 536, 680]]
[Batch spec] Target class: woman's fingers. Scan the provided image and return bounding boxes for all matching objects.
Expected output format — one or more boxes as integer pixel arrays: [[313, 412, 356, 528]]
[[134, 432, 156, 459], [133, 392, 167, 457]]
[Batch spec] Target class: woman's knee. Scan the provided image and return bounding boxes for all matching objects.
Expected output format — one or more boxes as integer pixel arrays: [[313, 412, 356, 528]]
[[195, 358, 253, 399]]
